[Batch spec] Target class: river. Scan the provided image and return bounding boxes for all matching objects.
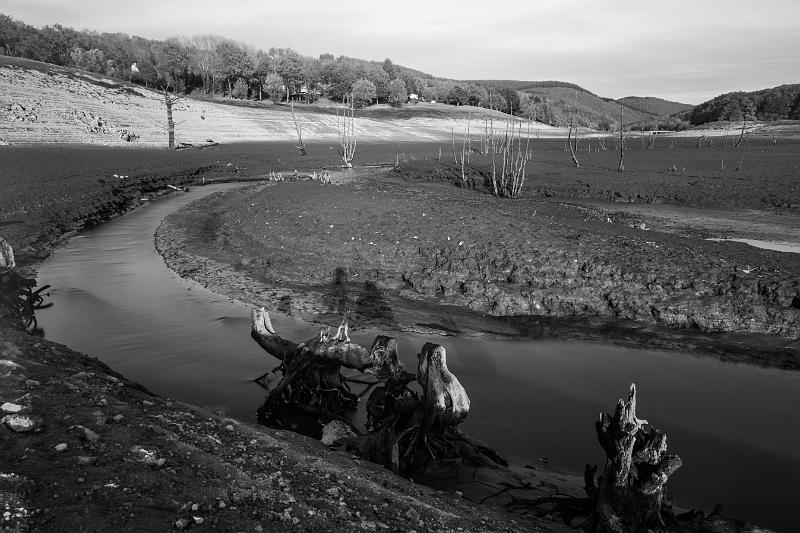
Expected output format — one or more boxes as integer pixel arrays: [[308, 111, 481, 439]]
[[36, 183, 800, 531]]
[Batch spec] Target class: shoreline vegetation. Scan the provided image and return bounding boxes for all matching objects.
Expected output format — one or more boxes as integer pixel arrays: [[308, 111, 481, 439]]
[[1, 57, 798, 532]]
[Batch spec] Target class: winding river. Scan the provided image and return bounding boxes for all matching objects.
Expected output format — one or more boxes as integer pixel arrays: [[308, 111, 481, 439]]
[[36, 184, 800, 531]]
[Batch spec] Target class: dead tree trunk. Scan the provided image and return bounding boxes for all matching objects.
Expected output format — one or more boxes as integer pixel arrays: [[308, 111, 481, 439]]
[[162, 88, 181, 150], [585, 384, 682, 533]]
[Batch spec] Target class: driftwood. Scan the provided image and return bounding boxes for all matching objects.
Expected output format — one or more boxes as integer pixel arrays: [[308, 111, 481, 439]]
[[250, 307, 505, 477]]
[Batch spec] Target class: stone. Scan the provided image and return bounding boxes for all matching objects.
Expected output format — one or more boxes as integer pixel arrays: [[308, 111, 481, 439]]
[[175, 518, 188, 530], [405, 508, 420, 522], [112, 414, 124, 423], [76, 456, 97, 465], [0, 402, 23, 414], [2, 415, 35, 432], [55, 443, 68, 452], [320, 420, 357, 446], [80, 427, 100, 442]]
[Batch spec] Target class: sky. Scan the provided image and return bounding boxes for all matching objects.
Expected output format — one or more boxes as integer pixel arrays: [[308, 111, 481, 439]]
[[4, 0, 799, 104]]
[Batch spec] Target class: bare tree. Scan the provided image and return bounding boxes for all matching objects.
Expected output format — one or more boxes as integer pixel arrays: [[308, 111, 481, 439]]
[[336, 95, 357, 167], [490, 120, 530, 198], [567, 92, 580, 167], [290, 102, 306, 156]]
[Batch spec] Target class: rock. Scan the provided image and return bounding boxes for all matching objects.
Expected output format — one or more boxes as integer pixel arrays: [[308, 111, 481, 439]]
[[79, 426, 100, 442], [192, 516, 204, 524], [24, 379, 40, 387], [320, 420, 357, 445], [405, 508, 420, 522], [0, 402, 23, 414], [112, 414, 124, 423], [76, 456, 97, 465], [55, 443, 68, 452], [175, 518, 188, 530], [0, 360, 23, 370], [2, 414, 35, 432]]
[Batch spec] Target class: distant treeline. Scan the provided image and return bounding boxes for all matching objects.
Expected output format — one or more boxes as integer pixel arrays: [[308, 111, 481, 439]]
[[688, 84, 800, 125], [0, 13, 536, 115]]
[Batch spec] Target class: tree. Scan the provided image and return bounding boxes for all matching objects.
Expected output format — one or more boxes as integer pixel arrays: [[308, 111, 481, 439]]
[[275, 49, 305, 96], [263, 73, 284, 102], [388, 78, 407, 107], [382, 58, 397, 79], [155, 38, 191, 91], [365, 64, 390, 103], [351, 78, 377, 109], [213, 40, 253, 94], [189, 35, 222, 93]]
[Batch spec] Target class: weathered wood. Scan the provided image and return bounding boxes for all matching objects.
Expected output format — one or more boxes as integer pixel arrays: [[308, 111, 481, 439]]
[[250, 307, 504, 479], [0, 237, 14, 273], [587, 383, 682, 533]]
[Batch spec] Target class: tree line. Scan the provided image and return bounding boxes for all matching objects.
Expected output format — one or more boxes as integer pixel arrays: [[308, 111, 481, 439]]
[[0, 13, 532, 114]]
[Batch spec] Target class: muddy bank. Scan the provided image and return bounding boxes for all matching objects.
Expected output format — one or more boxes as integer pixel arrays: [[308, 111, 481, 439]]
[[156, 174, 800, 350]]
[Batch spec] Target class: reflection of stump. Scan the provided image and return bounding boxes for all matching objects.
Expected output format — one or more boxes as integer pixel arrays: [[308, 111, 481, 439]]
[[586, 384, 682, 533]]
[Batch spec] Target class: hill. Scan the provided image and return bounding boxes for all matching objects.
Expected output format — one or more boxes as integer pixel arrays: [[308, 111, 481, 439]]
[[687, 84, 800, 125]]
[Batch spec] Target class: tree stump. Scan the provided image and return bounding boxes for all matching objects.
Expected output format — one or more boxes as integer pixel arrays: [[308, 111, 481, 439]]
[[249, 307, 506, 477], [586, 384, 683, 533]]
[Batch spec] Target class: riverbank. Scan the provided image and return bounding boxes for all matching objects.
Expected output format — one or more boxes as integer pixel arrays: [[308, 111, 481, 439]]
[[0, 159, 574, 532]]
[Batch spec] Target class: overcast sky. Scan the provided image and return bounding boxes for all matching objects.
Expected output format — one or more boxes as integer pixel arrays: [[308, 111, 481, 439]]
[[4, 0, 799, 104]]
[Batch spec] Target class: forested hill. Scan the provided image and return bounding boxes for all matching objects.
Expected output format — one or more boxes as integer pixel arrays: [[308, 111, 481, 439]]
[[687, 84, 800, 125]]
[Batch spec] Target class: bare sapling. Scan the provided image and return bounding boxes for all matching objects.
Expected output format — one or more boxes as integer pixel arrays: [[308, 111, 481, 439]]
[[490, 119, 530, 198], [336, 95, 357, 167], [290, 102, 306, 156]]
